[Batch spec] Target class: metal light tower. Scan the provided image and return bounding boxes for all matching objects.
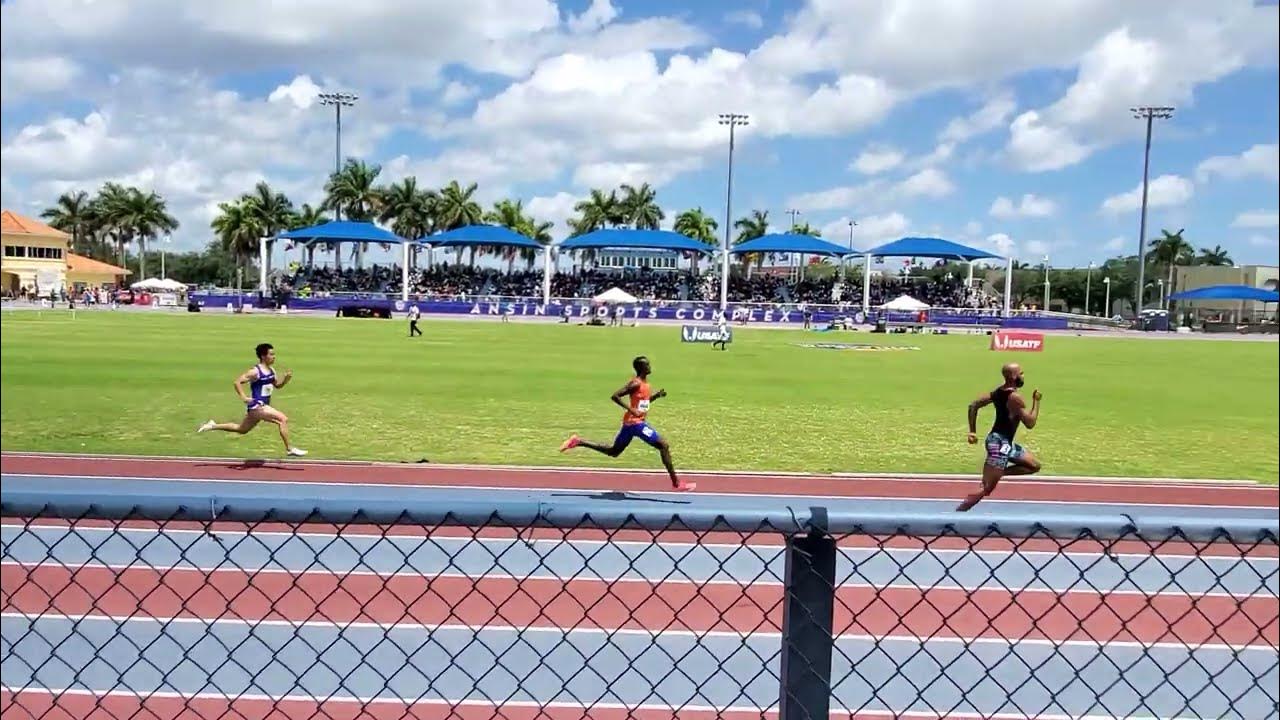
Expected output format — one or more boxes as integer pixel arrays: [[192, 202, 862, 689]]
[[1085, 261, 1094, 316], [1131, 105, 1174, 313], [319, 92, 358, 223], [718, 113, 748, 311]]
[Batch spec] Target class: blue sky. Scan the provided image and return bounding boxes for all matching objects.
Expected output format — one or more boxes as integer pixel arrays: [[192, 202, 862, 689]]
[[1, 0, 1277, 268]]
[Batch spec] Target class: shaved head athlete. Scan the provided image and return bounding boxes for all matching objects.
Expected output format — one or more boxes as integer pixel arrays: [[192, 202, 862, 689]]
[[956, 362, 1042, 512]]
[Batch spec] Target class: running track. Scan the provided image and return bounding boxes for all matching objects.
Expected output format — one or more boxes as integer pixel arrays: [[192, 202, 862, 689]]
[[1, 452, 1277, 719]]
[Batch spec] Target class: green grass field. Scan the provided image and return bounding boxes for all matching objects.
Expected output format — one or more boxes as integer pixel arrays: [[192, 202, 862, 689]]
[[1, 310, 1277, 482]]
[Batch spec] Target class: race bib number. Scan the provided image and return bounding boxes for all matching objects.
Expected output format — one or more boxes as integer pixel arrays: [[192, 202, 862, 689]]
[[636, 399, 650, 413], [261, 384, 273, 397], [641, 426, 655, 438], [986, 437, 1009, 456]]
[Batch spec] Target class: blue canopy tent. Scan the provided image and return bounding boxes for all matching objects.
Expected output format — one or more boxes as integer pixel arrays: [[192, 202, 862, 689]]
[[1167, 284, 1280, 302], [423, 224, 549, 301], [730, 232, 858, 258], [860, 236, 1010, 315], [276, 221, 411, 300]]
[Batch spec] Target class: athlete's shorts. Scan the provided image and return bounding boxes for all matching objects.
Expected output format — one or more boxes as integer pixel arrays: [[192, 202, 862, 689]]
[[613, 422, 663, 452], [984, 431, 1025, 470], [246, 399, 270, 413]]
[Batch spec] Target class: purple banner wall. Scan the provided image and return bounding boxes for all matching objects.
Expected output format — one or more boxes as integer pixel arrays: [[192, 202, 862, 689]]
[[192, 294, 1069, 330]]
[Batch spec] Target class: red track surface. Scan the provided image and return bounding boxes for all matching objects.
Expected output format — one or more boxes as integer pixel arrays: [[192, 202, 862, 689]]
[[6, 565, 1274, 647], [3, 452, 1277, 507]]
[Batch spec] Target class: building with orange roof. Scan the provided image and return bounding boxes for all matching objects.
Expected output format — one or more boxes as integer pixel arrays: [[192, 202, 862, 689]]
[[66, 252, 131, 289], [2, 209, 71, 295]]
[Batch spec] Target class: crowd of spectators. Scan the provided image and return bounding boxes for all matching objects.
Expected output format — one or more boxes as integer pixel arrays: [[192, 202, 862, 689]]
[[276, 263, 1001, 308]]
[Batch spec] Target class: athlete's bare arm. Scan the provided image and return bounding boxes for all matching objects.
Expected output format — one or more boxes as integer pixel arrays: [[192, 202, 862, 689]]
[[611, 380, 641, 417], [1010, 390, 1043, 429], [651, 389, 667, 402], [273, 370, 294, 388], [234, 368, 258, 403], [967, 392, 992, 443]]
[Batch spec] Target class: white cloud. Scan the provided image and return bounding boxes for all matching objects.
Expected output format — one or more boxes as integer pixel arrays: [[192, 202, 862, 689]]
[[999, 7, 1278, 171], [0, 55, 80, 103], [526, 191, 580, 236], [990, 193, 1057, 219], [1103, 236, 1128, 252], [941, 92, 1016, 143], [1024, 239, 1051, 257], [1197, 144, 1280, 184], [724, 10, 764, 29], [820, 212, 910, 249], [267, 75, 322, 110], [1232, 210, 1280, 228], [568, 0, 619, 34], [897, 168, 955, 198], [787, 169, 955, 212], [985, 233, 1016, 256], [1100, 174, 1194, 215], [850, 146, 904, 175], [1006, 110, 1091, 172], [1248, 234, 1278, 249], [440, 81, 479, 107]]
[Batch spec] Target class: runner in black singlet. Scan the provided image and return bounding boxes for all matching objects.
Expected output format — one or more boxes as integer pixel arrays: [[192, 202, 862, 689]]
[[956, 362, 1042, 511]]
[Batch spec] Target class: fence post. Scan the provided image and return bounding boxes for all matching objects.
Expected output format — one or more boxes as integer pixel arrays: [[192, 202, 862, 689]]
[[779, 528, 837, 720]]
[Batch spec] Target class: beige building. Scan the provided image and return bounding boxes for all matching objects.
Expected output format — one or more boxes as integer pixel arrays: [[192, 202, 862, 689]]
[[1173, 264, 1279, 319], [2, 210, 70, 295], [67, 252, 130, 289]]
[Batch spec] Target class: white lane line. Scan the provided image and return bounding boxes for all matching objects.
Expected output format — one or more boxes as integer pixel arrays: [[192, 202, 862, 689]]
[[3, 611, 1274, 654]]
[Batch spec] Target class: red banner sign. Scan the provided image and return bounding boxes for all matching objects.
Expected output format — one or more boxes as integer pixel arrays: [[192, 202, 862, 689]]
[[990, 331, 1045, 352]]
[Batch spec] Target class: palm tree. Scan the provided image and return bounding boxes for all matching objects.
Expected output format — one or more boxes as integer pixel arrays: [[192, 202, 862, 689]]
[[674, 208, 718, 273], [571, 189, 620, 234], [100, 187, 179, 280], [435, 180, 484, 265], [211, 200, 264, 275], [379, 178, 435, 270], [516, 217, 554, 270], [733, 210, 770, 274], [40, 191, 92, 255], [618, 183, 663, 230], [241, 182, 293, 279], [289, 203, 331, 267], [1196, 245, 1233, 266], [1147, 228, 1194, 301], [485, 198, 530, 272], [89, 182, 133, 267], [323, 159, 383, 267]]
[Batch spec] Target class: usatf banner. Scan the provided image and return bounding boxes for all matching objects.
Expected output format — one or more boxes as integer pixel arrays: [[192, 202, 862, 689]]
[[990, 331, 1045, 352], [680, 325, 732, 343]]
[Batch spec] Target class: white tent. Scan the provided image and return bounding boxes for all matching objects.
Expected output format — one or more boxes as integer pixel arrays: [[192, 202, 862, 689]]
[[593, 286, 638, 304], [881, 294, 931, 312], [131, 277, 186, 292]]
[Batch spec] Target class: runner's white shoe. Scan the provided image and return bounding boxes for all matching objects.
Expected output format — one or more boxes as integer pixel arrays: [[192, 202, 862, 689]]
[[197, 420, 215, 433], [287, 447, 308, 456]]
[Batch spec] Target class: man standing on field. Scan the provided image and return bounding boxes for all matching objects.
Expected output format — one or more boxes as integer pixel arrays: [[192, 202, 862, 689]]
[[956, 362, 1042, 512]]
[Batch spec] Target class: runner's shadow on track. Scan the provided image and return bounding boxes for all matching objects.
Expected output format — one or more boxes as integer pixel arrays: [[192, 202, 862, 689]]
[[191, 459, 306, 472], [551, 490, 688, 505]]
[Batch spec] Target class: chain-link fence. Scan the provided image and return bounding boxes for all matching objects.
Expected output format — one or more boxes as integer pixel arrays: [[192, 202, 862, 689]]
[[2, 493, 1277, 719]]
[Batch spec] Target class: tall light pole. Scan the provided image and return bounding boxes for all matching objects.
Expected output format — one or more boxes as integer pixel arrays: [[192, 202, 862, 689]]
[[1042, 255, 1050, 310], [1103, 276, 1111, 317], [1131, 105, 1174, 314], [787, 209, 801, 230], [718, 113, 748, 311], [1084, 261, 1094, 315], [845, 219, 857, 279], [318, 91, 359, 220]]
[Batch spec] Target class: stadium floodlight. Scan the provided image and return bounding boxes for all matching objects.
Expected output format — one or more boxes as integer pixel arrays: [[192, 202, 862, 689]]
[[317, 92, 360, 174], [718, 113, 749, 312], [1130, 106, 1174, 313]]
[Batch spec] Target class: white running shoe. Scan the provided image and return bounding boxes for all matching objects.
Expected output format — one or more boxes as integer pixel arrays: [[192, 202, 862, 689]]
[[197, 420, 215, 433], [287, 447, 308, 456]]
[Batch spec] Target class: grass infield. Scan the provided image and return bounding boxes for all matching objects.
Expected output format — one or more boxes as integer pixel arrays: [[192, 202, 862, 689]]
[[1, 310, 1276, 483]]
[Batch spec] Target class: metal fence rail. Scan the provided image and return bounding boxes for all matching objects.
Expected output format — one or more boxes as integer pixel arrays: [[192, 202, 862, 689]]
[[2, 485, 1277, 720]]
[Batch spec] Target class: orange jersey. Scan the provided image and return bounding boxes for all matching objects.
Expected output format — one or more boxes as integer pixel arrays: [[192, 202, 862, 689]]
[[622, 377, 651, 426]]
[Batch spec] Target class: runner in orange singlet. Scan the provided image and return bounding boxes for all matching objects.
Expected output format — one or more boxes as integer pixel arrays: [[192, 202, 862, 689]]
[[559, 355, 694, 491]]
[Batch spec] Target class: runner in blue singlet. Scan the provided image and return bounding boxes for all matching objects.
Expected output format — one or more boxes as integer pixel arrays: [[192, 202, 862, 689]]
[[198, 342, 307, 457]]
